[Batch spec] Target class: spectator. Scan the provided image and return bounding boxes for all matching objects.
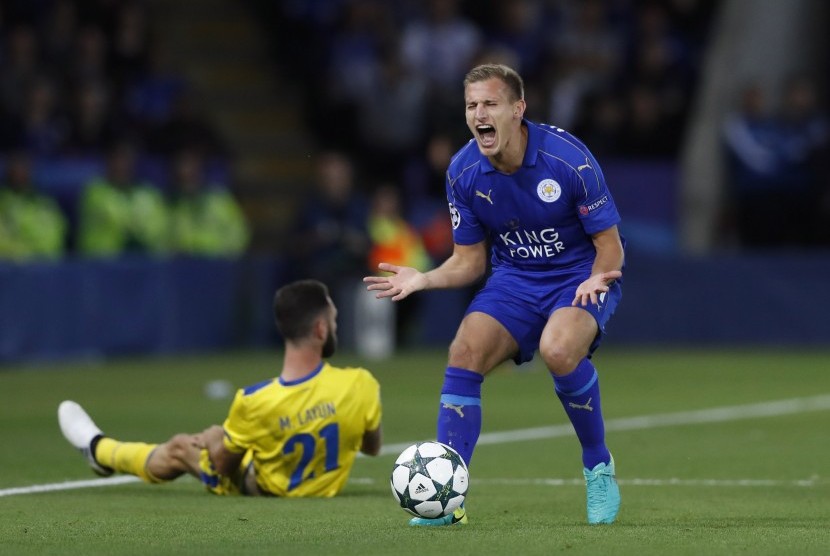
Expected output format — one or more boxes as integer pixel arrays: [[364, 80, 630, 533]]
[[617, 84, 678, 158], [324, 0, 390, 104], [290, 151, 370, 285], [109, 1, 152, 93], [354, 50, 428, 182], [366, 183, 431, 347], [400, 0, 481, 99], [168, 149, 249, 257], [315, 0, 392, 151], [403, 133, 455, 204], [400, 0, 481, 138], [723, 79, 829, 247], [10, 75, 70, 156], [147, 89, 227, 157], [777, 76, 829, 244], [366, 184, 431, 274], [546, 0, 623, 130], [722, 83, 787, 247], [622, 4, 694, 156], [485, 0, 548, 79], [69, 26, 109, 86], [280, 0, 718, 172], [64, 79, 120, 155], [77, 142, 171, 257], [39, 0, 79, 77], [0, 26, 41, 118], [123, 43, 186, 132], [572, 91, 625, 157], [0, 152, 67, 261], [402, 133, 455, 263], [290, 150, 372, 352], [663, 0, 718, 71]]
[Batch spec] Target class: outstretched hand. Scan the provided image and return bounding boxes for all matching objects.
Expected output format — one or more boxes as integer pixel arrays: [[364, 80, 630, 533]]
[[363, 262, 427, 302], [572, 270, 622, 307]]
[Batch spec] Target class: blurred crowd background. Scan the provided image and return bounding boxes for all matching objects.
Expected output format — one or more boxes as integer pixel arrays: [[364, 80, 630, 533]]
[[0, 0, 248, 261], [1, 0, 828, 360]]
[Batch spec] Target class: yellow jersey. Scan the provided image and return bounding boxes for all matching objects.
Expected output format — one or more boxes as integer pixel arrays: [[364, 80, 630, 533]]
[[222, 362, 381, 497]]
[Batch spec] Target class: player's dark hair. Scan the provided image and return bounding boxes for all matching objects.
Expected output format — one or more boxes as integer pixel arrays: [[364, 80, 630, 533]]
[[464, 64, 525, 101], [273, 279, 331, 341]]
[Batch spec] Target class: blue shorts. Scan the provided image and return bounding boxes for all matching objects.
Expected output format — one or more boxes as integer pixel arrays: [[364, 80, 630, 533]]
[[466, 267, 622, 364]]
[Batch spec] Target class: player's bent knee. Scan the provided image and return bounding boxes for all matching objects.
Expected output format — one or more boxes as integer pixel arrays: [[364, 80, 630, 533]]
[[447, 339, 485, 371], [539, 344, 582, 375]]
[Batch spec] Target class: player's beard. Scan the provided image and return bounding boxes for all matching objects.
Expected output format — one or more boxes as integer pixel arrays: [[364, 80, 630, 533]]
[[322, 329, 337, 358]]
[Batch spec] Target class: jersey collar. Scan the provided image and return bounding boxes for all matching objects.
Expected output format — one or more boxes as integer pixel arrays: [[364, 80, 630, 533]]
[[478, 119, 539, 173], [522, 119, 540, 167], [279, 361, 325, 386]]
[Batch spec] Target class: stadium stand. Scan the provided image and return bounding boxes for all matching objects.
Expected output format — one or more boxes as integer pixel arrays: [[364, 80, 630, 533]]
[[2, 0, 829, 361]]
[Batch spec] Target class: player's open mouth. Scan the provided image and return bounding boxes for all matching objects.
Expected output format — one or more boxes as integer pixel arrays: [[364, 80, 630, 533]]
[[476, 125, 496, 148]]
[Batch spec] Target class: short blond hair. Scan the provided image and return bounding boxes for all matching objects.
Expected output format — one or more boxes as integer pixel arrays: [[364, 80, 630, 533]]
[[463, 64, 525, 101]]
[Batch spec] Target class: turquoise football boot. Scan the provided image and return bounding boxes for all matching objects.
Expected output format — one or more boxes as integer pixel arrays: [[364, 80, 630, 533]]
[[409, 506, 468, 527], [584, 455, 620, 524]]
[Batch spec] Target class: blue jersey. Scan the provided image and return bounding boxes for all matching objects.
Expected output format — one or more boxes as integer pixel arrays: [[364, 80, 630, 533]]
[[446, 120, 622, 274]]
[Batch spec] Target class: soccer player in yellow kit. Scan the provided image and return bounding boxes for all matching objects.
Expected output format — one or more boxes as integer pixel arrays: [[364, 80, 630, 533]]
[[58, 279, 382, 497]]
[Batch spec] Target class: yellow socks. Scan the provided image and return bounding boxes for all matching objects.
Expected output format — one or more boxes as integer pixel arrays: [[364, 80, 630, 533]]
[[95, 438, 161, 483]]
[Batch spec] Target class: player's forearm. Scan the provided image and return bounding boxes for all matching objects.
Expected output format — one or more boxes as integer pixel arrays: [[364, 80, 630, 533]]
[[360, 426, 382, 456], [202, 426, 243, 476], [419, 241, 488, 291], [591, 247, 624, 278], [422, 255, 485, 290], [590, 227, 624, 278]]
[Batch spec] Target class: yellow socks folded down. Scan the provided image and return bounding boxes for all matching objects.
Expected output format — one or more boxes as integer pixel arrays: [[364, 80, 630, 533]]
[[95, 438, 161, 483]]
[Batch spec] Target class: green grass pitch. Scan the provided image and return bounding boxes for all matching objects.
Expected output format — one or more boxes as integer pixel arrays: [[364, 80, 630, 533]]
[[1, 348, 829, 555]]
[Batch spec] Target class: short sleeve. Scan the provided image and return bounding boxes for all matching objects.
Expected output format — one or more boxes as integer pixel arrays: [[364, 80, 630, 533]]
[[574, 153, 621, 235], [222, 389, 252, 453], [447, 173, 486, 245]]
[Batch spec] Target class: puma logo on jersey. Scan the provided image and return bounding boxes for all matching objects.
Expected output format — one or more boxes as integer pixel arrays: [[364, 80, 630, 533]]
[[475, 189, 494, 205], [577, 158, 592, 172], [568, 398, 593, 412], [443, 403, 465, 418]]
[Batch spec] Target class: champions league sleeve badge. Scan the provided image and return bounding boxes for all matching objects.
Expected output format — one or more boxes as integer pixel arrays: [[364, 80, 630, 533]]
[[449, 202, 461, 229]]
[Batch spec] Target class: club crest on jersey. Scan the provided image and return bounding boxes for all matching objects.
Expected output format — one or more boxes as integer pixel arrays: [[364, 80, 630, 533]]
[[449, 202, 461, 229], [537, 179, 561, 203]]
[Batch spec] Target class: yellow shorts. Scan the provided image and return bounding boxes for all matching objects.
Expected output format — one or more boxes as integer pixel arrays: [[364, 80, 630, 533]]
[[198, 449, 253, 496]]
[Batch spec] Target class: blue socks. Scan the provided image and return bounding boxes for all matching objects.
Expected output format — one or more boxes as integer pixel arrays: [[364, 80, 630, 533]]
[[552, 358, 611, 470], [435, 362, 608, 470], [437, 366, 483, 467]]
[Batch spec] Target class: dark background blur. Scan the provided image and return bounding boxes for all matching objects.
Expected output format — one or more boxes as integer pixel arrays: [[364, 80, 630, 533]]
[[1, 0, 829, 363]]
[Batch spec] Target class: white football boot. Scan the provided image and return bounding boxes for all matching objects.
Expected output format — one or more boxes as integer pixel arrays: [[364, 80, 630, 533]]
[[58, 400, 113, 476]]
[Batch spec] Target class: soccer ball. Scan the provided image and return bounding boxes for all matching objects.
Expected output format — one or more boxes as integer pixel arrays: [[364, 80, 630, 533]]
[[390, 441, 469, 519]]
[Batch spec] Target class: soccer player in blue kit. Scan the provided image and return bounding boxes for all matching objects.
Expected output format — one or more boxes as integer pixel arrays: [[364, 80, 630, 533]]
[[364, 64, 624, 526]]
